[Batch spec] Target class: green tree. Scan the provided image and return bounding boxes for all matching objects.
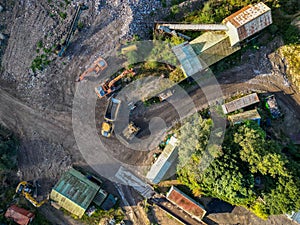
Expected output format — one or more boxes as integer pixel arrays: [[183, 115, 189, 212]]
[[169, 67, 186, 83]]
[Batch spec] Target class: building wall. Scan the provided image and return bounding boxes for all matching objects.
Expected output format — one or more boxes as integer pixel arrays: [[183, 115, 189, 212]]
[[50, 190, 85, 218], [237, 10, 272, 41], [225, 22, 240, 46]]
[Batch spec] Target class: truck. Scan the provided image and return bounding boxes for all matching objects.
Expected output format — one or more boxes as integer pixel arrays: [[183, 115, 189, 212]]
[[101, 97, 121, 137], [122, 122, 140, 141], [265, 95, 281, 119], [158, 90, 173, 102]]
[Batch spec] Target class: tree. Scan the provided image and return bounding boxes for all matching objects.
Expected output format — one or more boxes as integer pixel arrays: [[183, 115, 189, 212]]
[[176, 119, 300, 218], [169, 67, 186, 83]]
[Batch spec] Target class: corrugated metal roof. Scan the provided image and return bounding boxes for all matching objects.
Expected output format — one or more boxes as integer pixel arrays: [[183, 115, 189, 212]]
[[172, 42, 204, 76], [52, 168, 100, 210], [223, 2, 271, 28], [166, 186, 206, 220], [146, 136, 178, 184], [222, 93, 260, 114], [189, 31, 241, 66], [228, 109, 261, 124], [5, 205, 35, 225]]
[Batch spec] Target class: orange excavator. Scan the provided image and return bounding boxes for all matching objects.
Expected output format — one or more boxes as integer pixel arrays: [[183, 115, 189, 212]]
[[95, 68, 135, 98], [76, 57, 108, 82]]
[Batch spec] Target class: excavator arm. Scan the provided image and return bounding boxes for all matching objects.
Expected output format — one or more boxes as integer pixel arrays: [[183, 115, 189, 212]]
[[16, 181, 48, 208]]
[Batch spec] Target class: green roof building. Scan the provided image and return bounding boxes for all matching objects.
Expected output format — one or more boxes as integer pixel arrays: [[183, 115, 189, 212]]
[[50, 168, 100, 218]]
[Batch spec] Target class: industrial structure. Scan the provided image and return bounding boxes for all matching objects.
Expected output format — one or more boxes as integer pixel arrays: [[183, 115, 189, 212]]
[[190, 31, 241, 67], [146, 136, 178, 184], [5, 205, 35, 225], [170, 2, 272, 75], [223, 2, 272, 46], [222, 93, 260, 114], [228, 109, 261, 125], [50, 168, 115, 218], [166, 186, 207, 222]]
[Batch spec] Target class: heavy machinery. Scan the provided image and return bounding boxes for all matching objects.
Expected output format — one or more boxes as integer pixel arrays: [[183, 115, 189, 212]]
[[76, 57, 107, 82], [56, 3, 88, 57], [101, 97, 121, 137], [16, 181, 47, 207], [122, 122, 140, 141], [95, 68, 135, 99]]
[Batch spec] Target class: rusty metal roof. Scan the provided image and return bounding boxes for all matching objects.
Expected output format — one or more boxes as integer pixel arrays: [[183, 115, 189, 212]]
[[5, 205, 35, 225], [223, 2, 271, 28], [167, 186, 206, 220]]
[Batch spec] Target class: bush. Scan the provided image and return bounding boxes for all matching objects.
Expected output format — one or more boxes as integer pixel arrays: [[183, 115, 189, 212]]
[[58, 11, 67, 20]]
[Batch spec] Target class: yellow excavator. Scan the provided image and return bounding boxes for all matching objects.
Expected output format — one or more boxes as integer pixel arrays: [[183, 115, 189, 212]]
[[16, 181, 47, 207]]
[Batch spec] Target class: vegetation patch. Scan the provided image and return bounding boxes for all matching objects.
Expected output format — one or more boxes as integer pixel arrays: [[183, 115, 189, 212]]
[[175, 112, 300, 219]]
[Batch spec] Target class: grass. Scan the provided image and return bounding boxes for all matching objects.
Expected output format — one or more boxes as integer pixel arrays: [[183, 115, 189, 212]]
[[58, 11, 67, 20]]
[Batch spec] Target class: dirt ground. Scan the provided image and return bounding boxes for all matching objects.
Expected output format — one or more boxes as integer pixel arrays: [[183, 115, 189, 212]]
[[1, 0, 300, 225]]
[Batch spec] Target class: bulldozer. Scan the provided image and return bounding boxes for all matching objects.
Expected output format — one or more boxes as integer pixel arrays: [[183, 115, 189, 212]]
[[95, 68, 135, 99], [16, 181, 47, 207], [122, 122, 140, 141], [76, 57, 107, 82]]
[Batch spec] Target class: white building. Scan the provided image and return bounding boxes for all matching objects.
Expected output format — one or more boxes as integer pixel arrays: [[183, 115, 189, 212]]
[[223, 2, 272, 46]]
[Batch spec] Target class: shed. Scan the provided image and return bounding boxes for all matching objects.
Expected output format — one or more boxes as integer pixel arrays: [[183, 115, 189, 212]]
[[223, 2, 272, 45], [5, 205, 35, 225], [228, 109, 261, 125], [166, 186, 206, 221], [222, 93, 260, 114], [146, 136, 178, 184], [50, 168, 100, 218]]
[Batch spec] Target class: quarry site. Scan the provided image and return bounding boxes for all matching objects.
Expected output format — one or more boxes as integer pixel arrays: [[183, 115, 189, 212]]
[[0, 0, 300, 225]]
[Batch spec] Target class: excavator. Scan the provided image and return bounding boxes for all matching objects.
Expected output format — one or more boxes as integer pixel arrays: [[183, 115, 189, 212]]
[[76, 57, 107, 82], [95, 68, 135, 99], [55, 3, 88, 57], [16, 181, 47, 207]]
